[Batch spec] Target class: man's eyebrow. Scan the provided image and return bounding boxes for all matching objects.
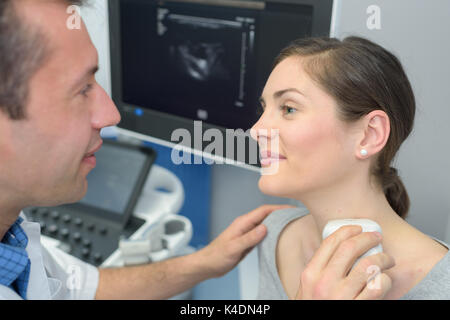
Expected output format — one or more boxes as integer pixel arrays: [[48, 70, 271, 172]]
[[71, 65, 99, 91]]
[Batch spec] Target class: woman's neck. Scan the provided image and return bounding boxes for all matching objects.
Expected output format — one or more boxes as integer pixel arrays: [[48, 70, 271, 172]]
[[294, 175, 448, 298], [296, 172, 421, 268], [297, 173, 402, 235]]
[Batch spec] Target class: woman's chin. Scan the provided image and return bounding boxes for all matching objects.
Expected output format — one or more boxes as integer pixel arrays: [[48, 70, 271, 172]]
[[258, 175, 287, 197]]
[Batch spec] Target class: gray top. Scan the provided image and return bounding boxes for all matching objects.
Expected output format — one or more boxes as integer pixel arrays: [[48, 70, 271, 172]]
[[257, 207, 450, 300]]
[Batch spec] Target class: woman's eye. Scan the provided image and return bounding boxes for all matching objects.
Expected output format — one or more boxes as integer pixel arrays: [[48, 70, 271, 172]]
[[256, 105, 264, 116], [281, 105, 296, 115]]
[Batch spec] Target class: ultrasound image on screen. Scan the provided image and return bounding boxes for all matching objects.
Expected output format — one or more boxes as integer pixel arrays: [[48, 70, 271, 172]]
[[158, 12, 247, 100], [157, 12, 253, 114], [120, 2, 259, 129], [160, 14, 234, 83], [79, 143, 147, 215]]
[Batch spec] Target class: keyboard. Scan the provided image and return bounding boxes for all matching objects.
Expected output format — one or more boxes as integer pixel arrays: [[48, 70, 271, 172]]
[[24, 206, 146, 266]]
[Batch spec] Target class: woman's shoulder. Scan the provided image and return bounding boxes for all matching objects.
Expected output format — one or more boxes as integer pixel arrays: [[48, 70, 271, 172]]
[[257, 206, 314, 299], [262, 206, 310, 230], [260, 206, 309, 257], [260, 206, 321, 258], [400, 236, 450, 300], [400, 248, 450, 300], [273, 208, 322, 299]]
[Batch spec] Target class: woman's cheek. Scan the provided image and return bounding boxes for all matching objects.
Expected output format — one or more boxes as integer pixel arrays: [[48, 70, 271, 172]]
[[284, 118, 345, 185], [284, 118, 333, 162]]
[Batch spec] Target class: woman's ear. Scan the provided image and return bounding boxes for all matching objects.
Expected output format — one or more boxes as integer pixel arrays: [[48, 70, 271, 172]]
[[356, 110, 390, 159]]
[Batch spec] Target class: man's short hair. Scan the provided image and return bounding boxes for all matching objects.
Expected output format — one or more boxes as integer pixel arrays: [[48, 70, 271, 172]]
[[0, 0, 85, 120]]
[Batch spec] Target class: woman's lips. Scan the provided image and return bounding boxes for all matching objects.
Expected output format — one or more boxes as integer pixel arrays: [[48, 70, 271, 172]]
[[259, 150, 287, 166]]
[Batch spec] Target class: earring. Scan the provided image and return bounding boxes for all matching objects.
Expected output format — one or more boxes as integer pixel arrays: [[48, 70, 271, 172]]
[[360, 149, 368, 156]]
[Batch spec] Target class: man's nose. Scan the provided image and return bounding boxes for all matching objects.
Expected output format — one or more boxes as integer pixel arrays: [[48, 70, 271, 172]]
[[91, 85, 121, 130]]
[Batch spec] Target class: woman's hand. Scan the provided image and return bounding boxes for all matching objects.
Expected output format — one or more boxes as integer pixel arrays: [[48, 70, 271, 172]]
[[295, 225, 395, 300]]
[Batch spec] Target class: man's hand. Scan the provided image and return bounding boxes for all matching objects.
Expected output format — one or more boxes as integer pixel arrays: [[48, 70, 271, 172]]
[[197, 204, 293, 278], [295, 225, 395, 300], [96, 204, 292, 299]]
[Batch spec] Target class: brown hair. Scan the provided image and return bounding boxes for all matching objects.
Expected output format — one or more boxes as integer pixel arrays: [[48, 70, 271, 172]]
[[274, 36, 415, 219], [0, 0, 86, 120]]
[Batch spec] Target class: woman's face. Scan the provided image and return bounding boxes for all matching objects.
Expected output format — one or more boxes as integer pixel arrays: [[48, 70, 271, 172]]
[[251, 56, 360, 199]]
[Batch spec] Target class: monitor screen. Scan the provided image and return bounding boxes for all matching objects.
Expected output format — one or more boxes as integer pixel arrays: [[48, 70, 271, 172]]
[[79, 142, 148, 215], [109, 0, 333, 167], [69, 139, 156, 227]]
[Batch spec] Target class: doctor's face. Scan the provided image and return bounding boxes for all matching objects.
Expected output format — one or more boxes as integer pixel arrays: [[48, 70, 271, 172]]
[[0, 1, 121, 207], [251, 56, 359, 199]]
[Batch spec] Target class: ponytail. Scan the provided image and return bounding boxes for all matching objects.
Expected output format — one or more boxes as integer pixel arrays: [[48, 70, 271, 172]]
[[382, 167, 410, 219]]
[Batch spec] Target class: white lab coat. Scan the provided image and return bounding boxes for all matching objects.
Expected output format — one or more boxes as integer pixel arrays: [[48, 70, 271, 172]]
[[0, 213, 99, 300]]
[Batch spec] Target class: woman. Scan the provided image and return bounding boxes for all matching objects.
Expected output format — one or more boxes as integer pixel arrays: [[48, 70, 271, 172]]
[[252, 36, 450, 299]]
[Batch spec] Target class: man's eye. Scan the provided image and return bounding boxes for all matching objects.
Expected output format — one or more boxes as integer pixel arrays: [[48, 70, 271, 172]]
[[80, 84, 93, 97]]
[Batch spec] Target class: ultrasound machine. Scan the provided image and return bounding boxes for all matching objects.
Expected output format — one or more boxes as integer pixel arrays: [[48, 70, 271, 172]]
[[24, 0, 334, 296]]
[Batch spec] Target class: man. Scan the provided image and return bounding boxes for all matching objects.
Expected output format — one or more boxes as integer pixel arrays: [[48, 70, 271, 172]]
[[0, 0, 288, 299]]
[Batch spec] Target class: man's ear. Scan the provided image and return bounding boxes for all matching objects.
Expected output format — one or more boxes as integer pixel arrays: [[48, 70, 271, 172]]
[[356, 110, 390, 159]]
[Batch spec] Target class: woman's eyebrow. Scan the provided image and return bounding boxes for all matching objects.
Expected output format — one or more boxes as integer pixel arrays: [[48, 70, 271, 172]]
[[273, 88, 306, 99], [258, 97, 266, 104], [259, 88, 306, 106]]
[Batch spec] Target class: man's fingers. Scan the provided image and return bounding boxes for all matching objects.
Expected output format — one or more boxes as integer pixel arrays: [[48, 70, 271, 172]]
[[340, 252, 395, 298], [347, 252, 395, 285], [355, 272, 392, 300], [307, 225, 363, 272], [230, 224, 267, 256], [294, 279, 303, 300], [221, 204, 293, 261], [244, 204, 293, 226], [327, 231, 383, 277], [231, 204, 294, 236]]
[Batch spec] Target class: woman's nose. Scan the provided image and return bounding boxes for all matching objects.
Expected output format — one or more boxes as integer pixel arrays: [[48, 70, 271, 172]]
[[250, 111, 278, 142]]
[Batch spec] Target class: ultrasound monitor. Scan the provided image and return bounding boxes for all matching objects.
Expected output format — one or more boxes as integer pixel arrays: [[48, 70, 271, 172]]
[[79, 140, 155, 225], [109, 0, 334, 168]]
